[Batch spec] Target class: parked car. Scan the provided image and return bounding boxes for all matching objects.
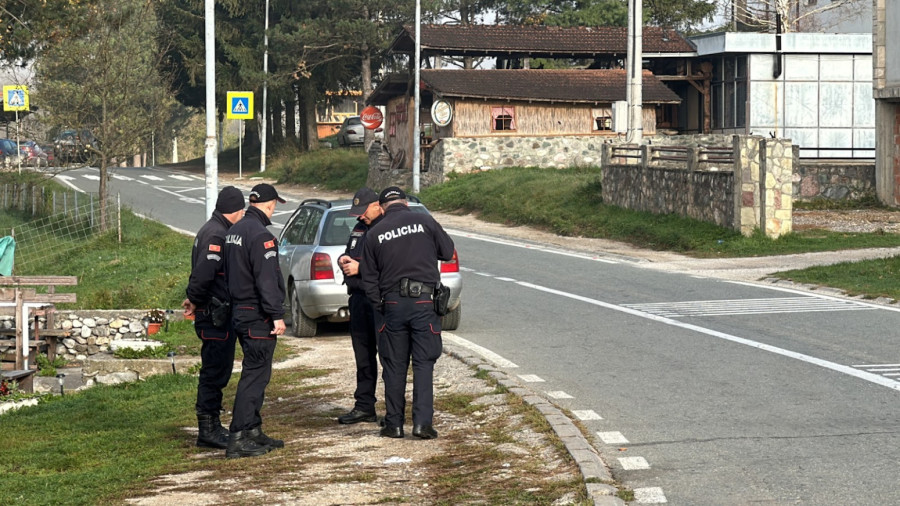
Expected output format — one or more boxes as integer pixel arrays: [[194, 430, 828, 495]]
[[0, 139, 21, 168], [278, 197, 462, 337], [336, 116, 364, 146], [52, 129, 100, 164], [20, 141, 48, 167]]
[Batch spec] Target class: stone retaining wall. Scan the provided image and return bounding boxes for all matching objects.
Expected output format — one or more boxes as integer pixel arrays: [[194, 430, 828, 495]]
[[793, 160, 876, 201], [0, 309, 167, 361]]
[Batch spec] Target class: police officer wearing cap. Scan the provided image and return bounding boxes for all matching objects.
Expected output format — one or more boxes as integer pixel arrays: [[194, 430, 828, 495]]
[[223, 183, 287, 458], [361, 186, 455, 439], [183, 186, 245, 449], [336, 188, 383, 425]]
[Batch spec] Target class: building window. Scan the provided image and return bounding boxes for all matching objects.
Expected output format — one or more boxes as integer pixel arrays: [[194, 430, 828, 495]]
[[491, 106, 516, 131], [712, 55, 747, 129], [591, 108, 612, 131]]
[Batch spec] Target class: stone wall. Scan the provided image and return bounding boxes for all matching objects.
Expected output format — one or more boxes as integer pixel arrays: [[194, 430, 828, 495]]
[[793, 160, 877, 201], [601, 165, 735, 228], [428, 136, 607, 174], [0, 309, 165, 362]]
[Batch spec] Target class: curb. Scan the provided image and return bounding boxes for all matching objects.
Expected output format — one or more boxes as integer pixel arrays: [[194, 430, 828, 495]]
[[443, 341, 626, 506]]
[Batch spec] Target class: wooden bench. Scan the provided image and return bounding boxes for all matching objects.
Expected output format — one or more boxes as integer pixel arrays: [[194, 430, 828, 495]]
[[1, 369, 36, 392], [0, 276, 77, 392]]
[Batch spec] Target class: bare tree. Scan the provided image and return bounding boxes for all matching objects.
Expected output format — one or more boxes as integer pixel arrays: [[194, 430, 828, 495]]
[[727, 0, 868, 32], [34, 0, 176, 230]]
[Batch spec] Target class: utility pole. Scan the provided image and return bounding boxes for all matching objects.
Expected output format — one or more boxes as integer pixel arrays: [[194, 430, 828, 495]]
[[260, 0, 269, 173], [626, 0, 643, 144], [203, 0, 218, 218], [412, 0, 421, 193]]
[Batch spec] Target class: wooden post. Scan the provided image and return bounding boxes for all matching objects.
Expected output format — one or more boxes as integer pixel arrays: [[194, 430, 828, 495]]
[[14, 287, 23, 370]]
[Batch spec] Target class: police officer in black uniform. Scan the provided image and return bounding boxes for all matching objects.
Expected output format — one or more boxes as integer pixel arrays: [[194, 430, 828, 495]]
[[223, 183, 287, 458], [361, 186, 455, 439], [183, 186, 245, 449], [336, 187, 383, 425]]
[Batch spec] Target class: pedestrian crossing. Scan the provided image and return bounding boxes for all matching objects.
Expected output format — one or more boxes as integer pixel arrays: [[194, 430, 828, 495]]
[[622, 297, 876, 318], [58, 172, 204, 183]]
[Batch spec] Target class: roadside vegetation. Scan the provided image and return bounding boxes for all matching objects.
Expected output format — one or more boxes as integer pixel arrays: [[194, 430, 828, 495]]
[[271, 144, 369, 191]]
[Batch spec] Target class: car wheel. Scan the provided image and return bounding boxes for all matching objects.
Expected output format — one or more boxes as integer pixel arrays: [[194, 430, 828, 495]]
[[291, 287, 317, 337], [441, 303, 461, 331]]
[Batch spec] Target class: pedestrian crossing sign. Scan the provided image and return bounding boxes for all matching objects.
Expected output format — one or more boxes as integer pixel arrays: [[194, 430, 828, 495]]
[[226, 91, 253, 120], [2, 85, 29, 112]]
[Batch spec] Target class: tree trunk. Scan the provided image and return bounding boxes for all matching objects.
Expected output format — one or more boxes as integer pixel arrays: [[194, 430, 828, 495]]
[[362, 49, 374, 150], [272, 99, 284, 143], [299, 79, 318, 151], [285, 95, 297, 143]]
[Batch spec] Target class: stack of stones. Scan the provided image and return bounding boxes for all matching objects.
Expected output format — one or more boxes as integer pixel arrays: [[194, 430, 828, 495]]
[[0, 310, 158, 362]]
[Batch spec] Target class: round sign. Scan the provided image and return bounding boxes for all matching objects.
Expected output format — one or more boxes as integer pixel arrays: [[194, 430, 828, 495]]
[[360, 106, 384, 130], [431, 100, 452, 127]]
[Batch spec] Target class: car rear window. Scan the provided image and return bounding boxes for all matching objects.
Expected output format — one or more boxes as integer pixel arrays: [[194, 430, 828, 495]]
[[347, 117, 361, 126], [321, 210, 358, 246]]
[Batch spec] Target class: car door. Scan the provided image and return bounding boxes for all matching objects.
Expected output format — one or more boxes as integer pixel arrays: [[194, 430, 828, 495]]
[[278, 206, 314, 289]]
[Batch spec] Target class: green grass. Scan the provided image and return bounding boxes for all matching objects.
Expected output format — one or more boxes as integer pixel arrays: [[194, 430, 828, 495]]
[[270, 144, 368, 191], [775, 256, 900, 300], [419, 166, 900, 258]]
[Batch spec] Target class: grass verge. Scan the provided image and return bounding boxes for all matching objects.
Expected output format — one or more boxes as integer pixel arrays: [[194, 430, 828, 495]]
[[419, 166, 900, 258], [269, 144, 369, 191]]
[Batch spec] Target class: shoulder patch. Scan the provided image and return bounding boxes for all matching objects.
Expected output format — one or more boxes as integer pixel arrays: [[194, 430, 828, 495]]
[[264, 240, 275, 249], [208, 244, 221, 252]]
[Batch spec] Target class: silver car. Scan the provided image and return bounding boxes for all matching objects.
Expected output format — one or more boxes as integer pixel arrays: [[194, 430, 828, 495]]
[[278, 198, 462, 337]]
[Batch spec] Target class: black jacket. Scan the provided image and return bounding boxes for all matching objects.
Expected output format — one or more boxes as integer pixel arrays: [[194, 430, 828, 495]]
[[224, 206, 285, 320], [339, 215, 382, 294], [361, 204, 454, 306], [186, 211, 231, 324]]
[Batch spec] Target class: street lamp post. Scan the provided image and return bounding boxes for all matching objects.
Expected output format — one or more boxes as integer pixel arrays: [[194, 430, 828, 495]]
[[260, 0, 270, 173], [626, 0, 643, 144], [412, 0, 421, 193], [203, 0, 218, 219]]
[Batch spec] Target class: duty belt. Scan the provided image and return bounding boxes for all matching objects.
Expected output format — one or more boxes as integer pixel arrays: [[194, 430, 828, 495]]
[[394, 278, 434, 297]]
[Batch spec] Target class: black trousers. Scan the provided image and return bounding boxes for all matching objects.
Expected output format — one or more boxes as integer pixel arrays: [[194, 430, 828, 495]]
[[378, 292, 443, 429], [349, 292, 379, 413], [194, 316, 237, 416], [229, 311, 277, 433]]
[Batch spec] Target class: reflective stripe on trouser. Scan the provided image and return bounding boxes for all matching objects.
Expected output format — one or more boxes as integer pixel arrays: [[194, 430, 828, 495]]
[[377, 293, 442, 429], [349, 292, 379, 413], [229, 321, 277, 432], [194, 321, 237, 415]]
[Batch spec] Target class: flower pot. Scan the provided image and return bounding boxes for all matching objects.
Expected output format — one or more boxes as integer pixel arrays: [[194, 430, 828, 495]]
[[147, 322, 161, 335]]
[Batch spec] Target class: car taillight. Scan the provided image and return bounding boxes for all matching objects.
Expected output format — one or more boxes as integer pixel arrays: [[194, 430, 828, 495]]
[[311, 252, 334, 280], [440, 249, 459, 273]]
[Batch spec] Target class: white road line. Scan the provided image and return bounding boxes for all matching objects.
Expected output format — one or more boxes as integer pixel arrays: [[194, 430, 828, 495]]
[[853, 363, 900, 367], [83, 174, 99, 181], [518, 374, 545, 382], [634, 487, 668, 503], [619, 456, 650, 470], [573, 410, 602, 420], [515, 280, 900, 392], [445, 228, 619, 264], [547, 391, 573, 399], [623, 297, 875, 318], [597, 431, 629, 444], [169, 175, 193, 181], [494, 277, 517, 282], [475, 272, 494, 277], [141, 175, 164, 181], [442, 332, 518, 368], [112, 174, 134, 181]]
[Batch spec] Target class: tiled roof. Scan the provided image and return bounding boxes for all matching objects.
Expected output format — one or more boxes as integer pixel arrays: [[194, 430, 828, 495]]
[[420, 69, 681, 104], [390, 24, 697, 56]]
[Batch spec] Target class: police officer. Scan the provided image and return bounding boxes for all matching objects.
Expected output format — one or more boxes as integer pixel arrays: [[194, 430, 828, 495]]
[[361, 186, 455, 439], [182, 186, 245, 449], [336, 187, 383, 425], [223, 183, 287, 458]]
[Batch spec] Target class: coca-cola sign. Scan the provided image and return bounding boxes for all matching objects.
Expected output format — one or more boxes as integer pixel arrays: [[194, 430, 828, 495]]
[[360, 106, 384, 130]]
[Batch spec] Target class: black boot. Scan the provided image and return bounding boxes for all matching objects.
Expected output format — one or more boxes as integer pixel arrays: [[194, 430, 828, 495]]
[[246, 426, 284, 449], [225, 430, 272, 459], [197, 414, 229, 449]]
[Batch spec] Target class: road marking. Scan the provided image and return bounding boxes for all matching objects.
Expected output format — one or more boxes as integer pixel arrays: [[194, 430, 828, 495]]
[[445, 228, 620, 264], [623, 297, 876, 318], [619, 456, 650, 470], [518, 374, 545, 382], [442, 332, 518, 368], [573, 410, 602, 420], [634, 487, 667, 503], [597, 431, 629, 444], [547, 391, 573, 399], [83, 174, 99, 181], [169, 175, 193, 181], [514, 280, 900, 392], [475, 272, 494, 277], [112, 174, 134, 181], [495, 277, 516, 282], [141, 175, 164, 181], [851, 364, 900, 382]]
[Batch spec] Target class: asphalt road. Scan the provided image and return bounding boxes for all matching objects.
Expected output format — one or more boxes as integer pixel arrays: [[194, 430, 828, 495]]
[[59, 166, 900, 505]]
